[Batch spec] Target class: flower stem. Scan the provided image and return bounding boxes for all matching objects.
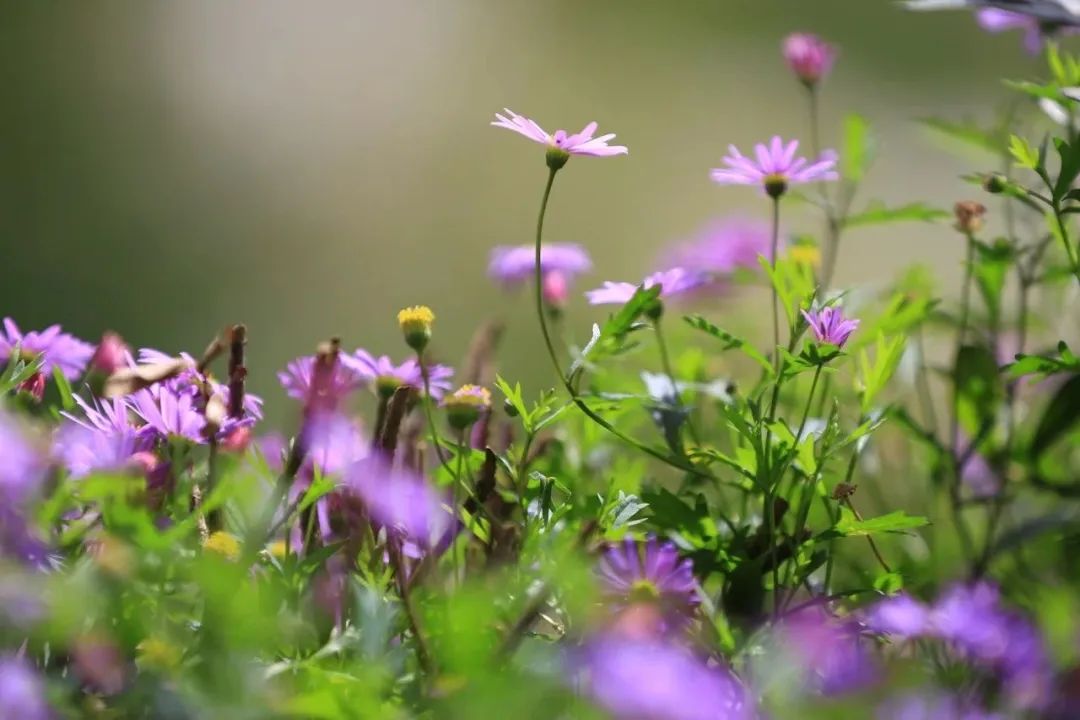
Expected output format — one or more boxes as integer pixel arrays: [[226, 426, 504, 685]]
[[948, 235, 977, 563], [531, 168, 711, 477], [654, 317, 701, 448], [1051, 204, 1080, 292]]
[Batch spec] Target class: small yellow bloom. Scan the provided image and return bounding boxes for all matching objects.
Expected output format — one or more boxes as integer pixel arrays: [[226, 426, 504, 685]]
[[789, 244, 821, 268], [203, 531, 241, 562], [397, 305, 435, 351], [136, 637, 181, 671], [267, 540, 288, 560], [441, 384, 492, 430]]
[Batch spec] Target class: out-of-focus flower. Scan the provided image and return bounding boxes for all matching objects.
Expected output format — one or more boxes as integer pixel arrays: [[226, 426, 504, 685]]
[[88, 332, 129, 376], [1039, 87, 1080, 125], [789, 243, 821, 269], [342, 351, 454, 400], [397, 306, 435, 352], [137, 348, 264, 421], [0, 655, 51, 720], [585, 268, 707, 306], [783, 33, 837, 86], [203, 531, 241, 562], [975, 8, 1075, 54], [0, 412, 47, 505], [55, 397, 144, 477], [72, 634, 126, 695], [710, 137, 838, 197], [575, 635, 755, 720], [491, 108, 628, 168], [877, 691, 1003, 720], [278, 354, 366, 406], [303, 412, 368, 477], [864, 593, 930, 637], [129, 385, 206, 444], [136, 637, 181, 673], [658, 217, 775, 294], [802, 305, 859, 347], [441, 384, 492, 430], [773, 606, 878, 696], [489, 243, 592, 309], [596, 537, 698, 634], [957, 438, 1003, 500], [954, 201, 986, 234], [0, 317, 94, 380], [345, 455, 453, 547]]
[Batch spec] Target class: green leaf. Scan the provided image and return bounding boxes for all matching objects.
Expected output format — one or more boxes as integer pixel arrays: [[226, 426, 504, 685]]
[[495, 375, 530, 430], [52, 365, 76, 411], [1054, 137, 1080, 201], [954, 344, 1003, 435], [1008, 341, 1080, 379], [1030, 374, 1080, 457], [842, 114, 874, 183], [857, 333, 907, 414], [972, 239, 1015, 323], [843, 202, 949, 229], [683, 314, 772, 373], [1009, 134, 1039, 170], [920, 117, 1001, 155], [873, 571, 904, 595], [603, 285, 661, 340], [834, 508, 929, 537]]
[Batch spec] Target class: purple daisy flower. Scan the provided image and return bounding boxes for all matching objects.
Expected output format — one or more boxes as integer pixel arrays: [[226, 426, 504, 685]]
[[0, 317, 94, 380], [596, 537, 698, 632], [710, 136, 838, 196], [491, 108, 628, 157], [278, 354, 366, 407], [342, 350, 454, 400], [783, 33, 837, 86], [344, 455, 453, 547], [801, 305, 859, 347], [575, 635, 755, 720], [489, 243, 592, 284], [55, 397, 144, 477], [0, 656, 51, 720], [659, 217, 776, 293], [585, 267, 707, 306], [774, 606, 878, 696], [138, 348, 264, 421], [129, 385, 207, 444]]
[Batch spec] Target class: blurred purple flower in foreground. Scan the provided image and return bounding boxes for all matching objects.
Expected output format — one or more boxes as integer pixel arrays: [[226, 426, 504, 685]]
[[585, 267, 707, 306], [0, 655, 51, 720], [710, 137, 838, 196], [279, 355, 366, 406], [576, 635, 755, 720], [345, 455, 452, 547], [55, 396, 145, 477], [783, 33, 837, 86], [0, 317, 94, 380], [597, 537, 698, 633], [877, 691, 1002, 720], [975, 8, 1079, 54], [802, 305, 860, 347], [0, 412, 46, 505], [343, 350, 454, 400], [659, 217, 775, 293], [491, 108, 628, 158], [489, 242, 592, 308], [775, 606, 878, 696]]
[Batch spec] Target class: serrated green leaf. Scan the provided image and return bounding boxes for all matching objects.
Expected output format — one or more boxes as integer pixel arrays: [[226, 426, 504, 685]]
[[835, 508, 929, 537], [843, 202, 949, 229], [1010, 134, 1039, 170], [683, 315, 772, 373]]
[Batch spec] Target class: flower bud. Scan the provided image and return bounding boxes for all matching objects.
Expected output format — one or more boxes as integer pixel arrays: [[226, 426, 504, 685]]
[[546, 146, 570, 171], [783, 33, 837, 88], [441, 384, 492, 430], [982, 173, 1006, 194], [397, 305, 435, 353], [953, 201, 987, 235], [17, 372, 45, 403], [89, 332, 128, 376]]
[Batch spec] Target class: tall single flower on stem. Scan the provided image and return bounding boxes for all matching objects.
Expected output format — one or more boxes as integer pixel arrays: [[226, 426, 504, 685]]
[[491, 108, 628, 168], [710, 136, 838, 198], [802, 305, 860, 348]]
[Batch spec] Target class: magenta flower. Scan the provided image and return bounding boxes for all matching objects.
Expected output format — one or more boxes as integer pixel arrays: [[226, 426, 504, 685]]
[[0, 317, 94, 380], [342, 350, 453, 400], [710, 136, 838, 197], [491, 108, 628, 158], [659, 217, 776, 293], [772, 606, 878, 696], [783, 33, 837, 86], [303, 412, 368, 477], [801, 305, 859, 347], [344, 455, 453, 547], [596, 537, 698, 632], [585, 267, 707, 306], [0, 656, 51, 720], [55, 397, 145, 477], [0, 412, 46, 506], [864, 593, 930, 637], [575, 635, 755, 720], [278, 355, 366, 407], [137, 348, 264, 421], [489, 242, 592, 307], [974, 8, 1079, 54], [129, 385, 207, 444]]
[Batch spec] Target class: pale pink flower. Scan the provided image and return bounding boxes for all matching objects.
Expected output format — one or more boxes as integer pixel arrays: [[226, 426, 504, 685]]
[[710, 136, 838, 196], [491, 108, 628, 157]]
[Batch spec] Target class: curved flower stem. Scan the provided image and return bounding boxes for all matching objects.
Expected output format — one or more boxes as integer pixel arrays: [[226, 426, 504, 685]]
[[1050, 203, 1080, 292], [769, 197, 782, 367], [451, 433, 466, 585], [763, 194, 784, 617], [654, 317, 701, 448], [532, 167, 711, 478], [417, 357, 453, 472]]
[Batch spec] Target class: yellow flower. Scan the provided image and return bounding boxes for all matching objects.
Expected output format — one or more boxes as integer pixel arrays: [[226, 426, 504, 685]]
[[397, 305, 435, 351], [266, 540, 288, 560], [203, 531, 241, 562], [789, 244, 821, 269], [441, 384, 492, 430], [136, 637, 181, 671]]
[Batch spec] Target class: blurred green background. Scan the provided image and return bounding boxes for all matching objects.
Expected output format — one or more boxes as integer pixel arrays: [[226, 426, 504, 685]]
[[0, 1, 1038, 424]]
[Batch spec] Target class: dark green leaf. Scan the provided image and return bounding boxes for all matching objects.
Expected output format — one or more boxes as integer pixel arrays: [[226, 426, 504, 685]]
[[683, 315, 772, 372], [954, 344, 1003, 435], [1030, 374, 1080, 457]]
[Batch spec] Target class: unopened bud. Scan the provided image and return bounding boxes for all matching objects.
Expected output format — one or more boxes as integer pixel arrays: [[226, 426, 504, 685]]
[[953, 201, 986, 235], [89, 332, 128, 376]]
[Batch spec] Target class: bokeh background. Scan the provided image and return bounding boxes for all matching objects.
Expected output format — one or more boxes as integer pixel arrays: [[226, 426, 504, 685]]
[[0, 0, 1041, 424]]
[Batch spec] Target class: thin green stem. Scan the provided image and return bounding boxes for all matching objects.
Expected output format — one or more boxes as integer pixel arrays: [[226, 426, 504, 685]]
[[1051, 205, 1080, 291], [654, 317, 701, 447], [531, 167, 712, 478], [763, 194, 784, 617], [948, 235, 977, 563], [418, 358, 453, 472]]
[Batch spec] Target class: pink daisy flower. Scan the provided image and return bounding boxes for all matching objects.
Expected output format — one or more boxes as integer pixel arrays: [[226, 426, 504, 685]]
[[710, 136, 838, 197], [585, 268, 707, 306], [491, 108, 628, 159]]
